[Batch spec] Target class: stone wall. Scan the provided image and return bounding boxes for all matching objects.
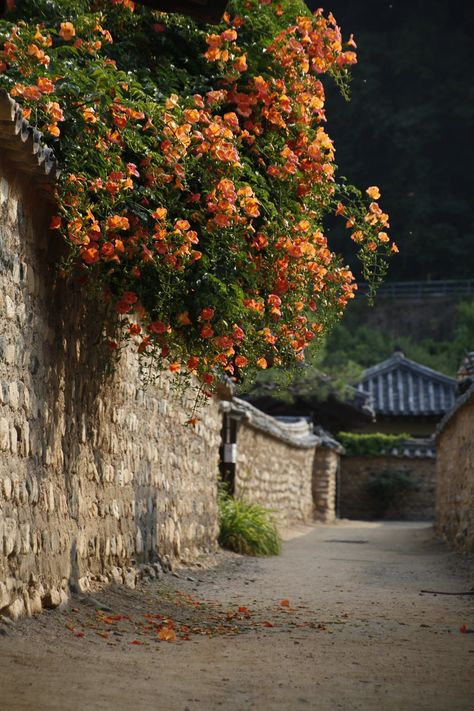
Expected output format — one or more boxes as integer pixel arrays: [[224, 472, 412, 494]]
[[339, 455, 436, 521], [435, 385, 474, 552], [312, 447, 340, 523], [0, 160, 221, 619], [224, 400, 318, 528]]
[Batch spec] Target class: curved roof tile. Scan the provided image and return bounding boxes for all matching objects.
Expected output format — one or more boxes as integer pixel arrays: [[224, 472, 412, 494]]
[[356, 352, 457, 417]]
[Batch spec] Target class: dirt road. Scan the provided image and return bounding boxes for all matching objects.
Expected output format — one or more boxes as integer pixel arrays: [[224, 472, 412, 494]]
[[0, 521, 473, 711]]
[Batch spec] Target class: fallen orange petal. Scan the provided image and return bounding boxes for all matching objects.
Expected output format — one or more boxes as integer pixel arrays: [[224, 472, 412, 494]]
[[280, 599, 290, 607], [158, 627, 177, 642]]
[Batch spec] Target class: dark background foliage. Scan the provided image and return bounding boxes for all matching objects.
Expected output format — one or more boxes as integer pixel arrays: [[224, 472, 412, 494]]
[[307, 0, 474, 281]]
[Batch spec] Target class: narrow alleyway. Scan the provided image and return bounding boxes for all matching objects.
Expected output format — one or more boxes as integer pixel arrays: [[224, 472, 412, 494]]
[[0, 521, 473, 711]]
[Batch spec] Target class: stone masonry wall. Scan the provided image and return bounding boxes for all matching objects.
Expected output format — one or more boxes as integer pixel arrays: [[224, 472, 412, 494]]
[[0, 162, 221, 619], [435, 388, 474, 552], [339, 455, 436, 521], [312, 448, 339, 523], [234, 423, 315, 528]]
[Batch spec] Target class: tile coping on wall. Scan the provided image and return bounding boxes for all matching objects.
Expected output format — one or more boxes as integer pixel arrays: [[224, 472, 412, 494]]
[[312, 425, 345, 454], [435, 382, 474, 441], [221, 398, 322, 449], [340, 438, 436, 459], [0, 89, 58, 188]]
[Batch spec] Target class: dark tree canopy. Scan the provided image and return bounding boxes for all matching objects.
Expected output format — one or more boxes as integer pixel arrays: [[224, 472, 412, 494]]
[[307, 0, 474, 281]]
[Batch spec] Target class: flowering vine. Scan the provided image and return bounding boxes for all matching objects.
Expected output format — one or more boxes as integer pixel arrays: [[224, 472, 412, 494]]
[[0, 0, 396, 408]]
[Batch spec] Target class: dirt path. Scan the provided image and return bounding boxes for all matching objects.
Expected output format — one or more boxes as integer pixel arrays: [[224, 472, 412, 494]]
[[0, 521, 473, 711]]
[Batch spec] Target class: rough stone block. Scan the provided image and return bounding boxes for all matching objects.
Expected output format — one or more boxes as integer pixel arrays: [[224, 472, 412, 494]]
[[28, 589, 42, 615], [123, 568, 137, 590], [0, 582, 10, 610], [6, 598, 25, 621], [0, 418, 9, 451], [5, 295, 15, 320], [8, 382, 19, 410], [77, 577, 90, 593], [0, 382, 8, 405], [3, 517, 18, 556], [4, 344, 15, 364], [109, 567, 123, 585], [42, 589, 61, 609], [2, 476, 12, 500], [9, 425, 18, 454]]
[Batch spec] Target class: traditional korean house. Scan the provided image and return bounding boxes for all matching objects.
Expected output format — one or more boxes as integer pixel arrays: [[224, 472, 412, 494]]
[[336, 351, 457, 522], [354, 349, 457, 437]]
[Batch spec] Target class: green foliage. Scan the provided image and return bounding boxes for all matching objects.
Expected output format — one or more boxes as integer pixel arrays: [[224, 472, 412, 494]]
[[218, 488, 281, 556], [238, 357, 361, 405], [241, 296, 474, 407], [365, 469, 416, 516], [323, 298, 474, 377], [338, 432, 411, 457]]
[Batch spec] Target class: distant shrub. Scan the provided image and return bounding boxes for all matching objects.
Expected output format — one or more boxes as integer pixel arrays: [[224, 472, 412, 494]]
[[338, 432, 411, 457], [218, 488, 281, 557], [365, 469, 416, 516]]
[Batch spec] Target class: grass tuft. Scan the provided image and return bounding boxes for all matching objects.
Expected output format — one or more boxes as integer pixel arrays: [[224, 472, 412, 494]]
[[218, 488, 281, 557]]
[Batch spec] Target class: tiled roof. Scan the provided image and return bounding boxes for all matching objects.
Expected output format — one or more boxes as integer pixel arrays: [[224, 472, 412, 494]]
[[0, 89, 58, 188], [356, 352, 457, 417]]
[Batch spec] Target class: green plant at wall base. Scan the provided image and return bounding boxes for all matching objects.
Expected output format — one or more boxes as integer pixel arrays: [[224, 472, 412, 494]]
[[365, 470, 416, 516], [0, 1, 395, 411], [337, 432, 412, 457], [218, 488, 281, 556]]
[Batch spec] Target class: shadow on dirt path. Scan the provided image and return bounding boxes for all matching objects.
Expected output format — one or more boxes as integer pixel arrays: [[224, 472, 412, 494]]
[[0, 521, 473, 711]]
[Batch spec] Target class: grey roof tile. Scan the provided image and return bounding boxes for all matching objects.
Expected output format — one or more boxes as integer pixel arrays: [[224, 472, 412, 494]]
[[356, 352, 457, 417]]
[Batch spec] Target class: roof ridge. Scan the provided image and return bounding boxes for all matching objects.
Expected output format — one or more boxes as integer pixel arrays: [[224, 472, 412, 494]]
[[359, 353, 457, 385]]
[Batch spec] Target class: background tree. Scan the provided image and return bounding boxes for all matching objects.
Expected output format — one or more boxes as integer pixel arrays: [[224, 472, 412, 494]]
[[307, 0, 474, 281]]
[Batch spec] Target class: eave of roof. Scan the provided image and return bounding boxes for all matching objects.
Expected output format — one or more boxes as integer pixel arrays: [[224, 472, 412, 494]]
[[0, 89, 58, 190]]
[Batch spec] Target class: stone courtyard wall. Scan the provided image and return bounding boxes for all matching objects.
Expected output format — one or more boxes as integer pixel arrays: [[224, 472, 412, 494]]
[[226, 401, 318, 528], [435, 386, 474, 552], [312, 447, 340, 523], [339, 454, 436, 521], [0, 159, 221, 619]]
